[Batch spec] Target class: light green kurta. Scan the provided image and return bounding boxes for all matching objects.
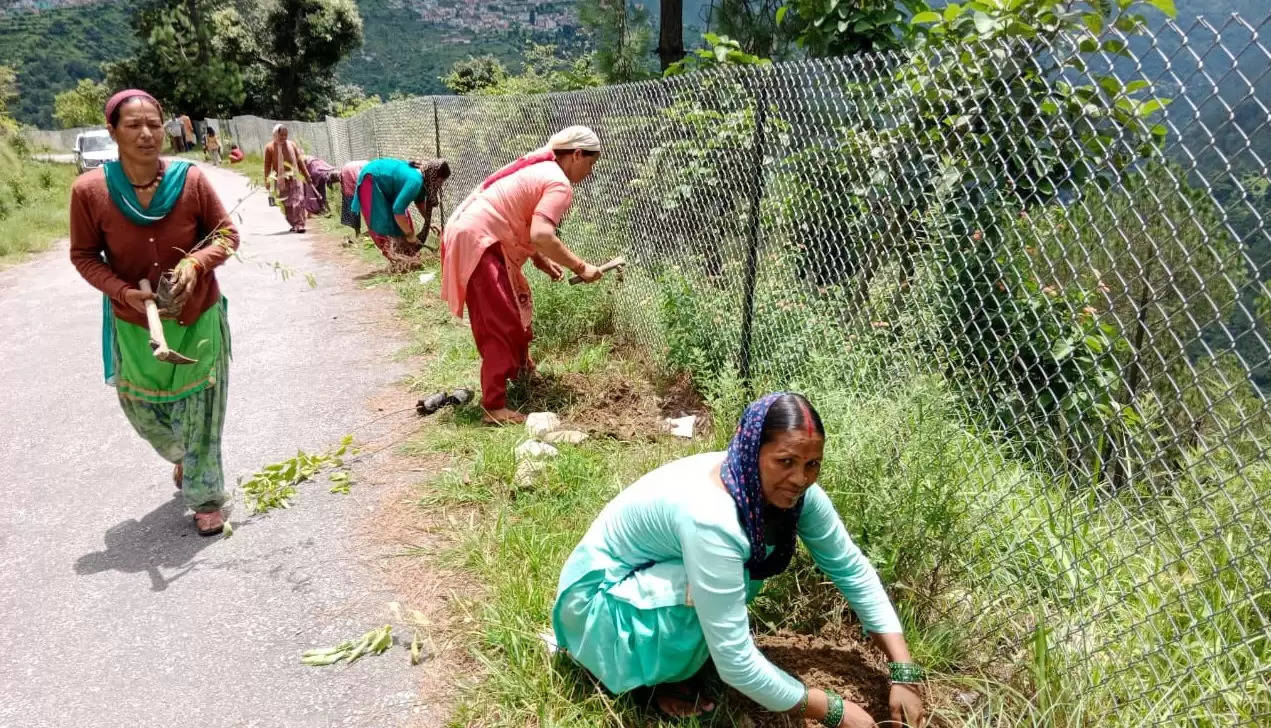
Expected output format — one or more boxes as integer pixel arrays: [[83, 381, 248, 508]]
[[552, 452, 903, 712]]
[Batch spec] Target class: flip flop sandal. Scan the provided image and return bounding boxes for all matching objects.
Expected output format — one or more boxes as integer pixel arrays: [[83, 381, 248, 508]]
[[193, 510, 225, 537], [650, 682, 716, 719]]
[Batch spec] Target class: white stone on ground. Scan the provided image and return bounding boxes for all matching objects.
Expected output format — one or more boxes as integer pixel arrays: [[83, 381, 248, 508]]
[[514, 459, 548, 488], [514, 440, 559, 460], [542, 430, 588, 445], [666, 415, 697, 438], [525, 412, 562, 438]]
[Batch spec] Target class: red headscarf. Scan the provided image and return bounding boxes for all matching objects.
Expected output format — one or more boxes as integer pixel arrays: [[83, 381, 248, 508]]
[[104, 89, 162, 124]]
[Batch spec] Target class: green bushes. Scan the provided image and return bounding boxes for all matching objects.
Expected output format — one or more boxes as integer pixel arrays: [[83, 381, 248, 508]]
[[0, 130, 78, 263]]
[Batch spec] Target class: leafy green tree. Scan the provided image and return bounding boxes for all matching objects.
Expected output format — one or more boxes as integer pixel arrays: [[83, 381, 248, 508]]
[[578, 0, 656, 83], [106, 0, 247, 117], [663, 33, 770, 76], [0, 66, 16, 119], [52, 79, 110, 129], [0, 65, 17, 136], [776, 0, 925, 55], [259, 0, 364, 119], [442, 55, 509, 95], [709, 0, 789, 58], [331, 84, 381, 118], [108, 0, 363, 120], [476, 45, 604, 96]]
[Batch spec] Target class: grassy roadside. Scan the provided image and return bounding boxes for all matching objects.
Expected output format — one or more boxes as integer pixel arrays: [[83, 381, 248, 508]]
[[244, 165, 1271, 727], [0, 138, 79, 264], [289, 196, 728, 723], [312, 219, 944, 725], [378, 267, 728, 727]]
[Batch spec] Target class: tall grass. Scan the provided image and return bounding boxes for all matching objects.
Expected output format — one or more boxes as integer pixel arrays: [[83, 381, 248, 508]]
[[0, 135, 79, 263]]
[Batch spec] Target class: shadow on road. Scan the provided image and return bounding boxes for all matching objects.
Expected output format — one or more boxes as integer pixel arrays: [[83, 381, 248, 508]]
[[74, 494, 229, 592]]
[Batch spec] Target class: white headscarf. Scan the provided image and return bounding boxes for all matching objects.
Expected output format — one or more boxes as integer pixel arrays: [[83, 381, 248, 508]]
[[547, 125, 601, 152]]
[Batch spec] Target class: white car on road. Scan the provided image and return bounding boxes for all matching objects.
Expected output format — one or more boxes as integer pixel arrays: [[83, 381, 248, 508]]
[[74, 129, 118, 174]]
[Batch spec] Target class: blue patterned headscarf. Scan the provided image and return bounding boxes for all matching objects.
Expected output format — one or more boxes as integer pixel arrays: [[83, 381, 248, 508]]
[[722, 392, 807, 580]]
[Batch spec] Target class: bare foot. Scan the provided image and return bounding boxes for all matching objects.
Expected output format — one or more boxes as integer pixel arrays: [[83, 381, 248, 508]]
[[482, 408, 526, 425], [653, 682, 715, 718]]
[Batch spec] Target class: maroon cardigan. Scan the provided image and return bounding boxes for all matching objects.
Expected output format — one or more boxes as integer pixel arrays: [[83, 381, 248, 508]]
[[69, 165, 240, 328]]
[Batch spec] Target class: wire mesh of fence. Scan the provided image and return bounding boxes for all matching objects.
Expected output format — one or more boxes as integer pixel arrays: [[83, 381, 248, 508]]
[[206, 15, 1269, 726]]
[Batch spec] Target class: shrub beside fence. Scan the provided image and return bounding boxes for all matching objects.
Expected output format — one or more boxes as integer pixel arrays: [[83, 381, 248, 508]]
[[199, 17, 1271, 726]]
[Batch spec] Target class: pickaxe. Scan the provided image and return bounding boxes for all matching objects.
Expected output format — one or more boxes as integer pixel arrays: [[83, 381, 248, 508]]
[[138, 279, 198, 365]]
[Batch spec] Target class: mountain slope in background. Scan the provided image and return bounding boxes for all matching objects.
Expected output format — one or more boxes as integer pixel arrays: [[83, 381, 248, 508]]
[[0, 0, 1263, 126], [0, 0, 712, 125], [0, 0, 133, 126]]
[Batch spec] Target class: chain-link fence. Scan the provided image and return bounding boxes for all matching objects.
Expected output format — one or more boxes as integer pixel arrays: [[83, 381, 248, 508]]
[[202, 16, 1271, 727]]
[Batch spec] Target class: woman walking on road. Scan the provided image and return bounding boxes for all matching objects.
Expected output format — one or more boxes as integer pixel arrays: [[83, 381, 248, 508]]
[[350, 157, 450, 271], [440, 126, 605, 425], [263, 124, 313, 233], [179, 114, 195, 152], [204, 127, 222, 166], [69, 89, 240, 536]]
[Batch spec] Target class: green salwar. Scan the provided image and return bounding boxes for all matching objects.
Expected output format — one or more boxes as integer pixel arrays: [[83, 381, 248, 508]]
[[114, 301, 230, 513]]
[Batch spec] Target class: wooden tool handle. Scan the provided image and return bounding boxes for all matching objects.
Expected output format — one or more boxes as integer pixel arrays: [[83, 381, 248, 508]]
[[568, 256, 626, 285], [137, 279, 165, 347]]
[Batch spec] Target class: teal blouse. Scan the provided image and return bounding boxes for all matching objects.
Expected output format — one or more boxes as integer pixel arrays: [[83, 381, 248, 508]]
[[553, 452, 902, 711], [350, 157, 423, 236]]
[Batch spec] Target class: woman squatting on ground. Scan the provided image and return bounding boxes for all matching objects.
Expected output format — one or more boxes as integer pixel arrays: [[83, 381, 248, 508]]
[[553, 393, 927, 726]]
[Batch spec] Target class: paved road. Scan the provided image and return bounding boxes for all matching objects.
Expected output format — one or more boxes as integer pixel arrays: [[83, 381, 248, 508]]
[[0, 165, 432, 727]]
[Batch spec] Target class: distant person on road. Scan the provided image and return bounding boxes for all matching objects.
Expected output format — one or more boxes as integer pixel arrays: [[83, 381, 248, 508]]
[[164, 116, 184, 153], [440, 126, 605, 425], [339, 159, 368, 237], [68, 88, 240, 537], [179, 114, 195, 152], [204, 127, 222, 166], [553, 393, 927, 725], [350, 156, 450, 271], [227, 143, 244, 164], [263, 124, 313, 233]]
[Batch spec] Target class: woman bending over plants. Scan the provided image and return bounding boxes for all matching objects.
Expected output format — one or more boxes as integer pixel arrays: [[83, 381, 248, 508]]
[[552, 392, 926, 725]]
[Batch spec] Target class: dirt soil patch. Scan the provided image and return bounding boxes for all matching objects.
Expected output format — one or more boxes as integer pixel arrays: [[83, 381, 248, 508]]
[[730, 629, 893, 727], [509, 368, 710, 442]]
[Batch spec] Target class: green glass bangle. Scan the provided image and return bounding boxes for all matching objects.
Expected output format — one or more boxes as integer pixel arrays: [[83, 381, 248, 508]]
[[822, 692, 844, 728], [796, 688, 809, 717], [888, 661, 926, 684]]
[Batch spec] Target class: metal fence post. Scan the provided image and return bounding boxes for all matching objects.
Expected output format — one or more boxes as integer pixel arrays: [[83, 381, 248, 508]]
[[434, 97, 445, 224], [737, 68, 768, 393]]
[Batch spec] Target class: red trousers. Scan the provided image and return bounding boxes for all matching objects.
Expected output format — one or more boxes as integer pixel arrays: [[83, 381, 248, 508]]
[[467, 245, 531, 410], [358, 175, 421, 261]]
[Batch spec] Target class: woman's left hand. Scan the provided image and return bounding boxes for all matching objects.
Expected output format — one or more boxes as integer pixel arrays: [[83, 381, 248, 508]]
[[888, 684, 924, 727], [168, 258, 200, 309], [534, 257, 564, 281]]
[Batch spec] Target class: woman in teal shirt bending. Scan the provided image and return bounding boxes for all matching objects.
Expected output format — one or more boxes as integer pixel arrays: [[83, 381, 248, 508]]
[[553, 392, 926, 726], [351, 157, 450, 270]]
